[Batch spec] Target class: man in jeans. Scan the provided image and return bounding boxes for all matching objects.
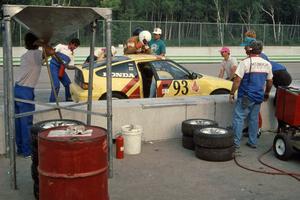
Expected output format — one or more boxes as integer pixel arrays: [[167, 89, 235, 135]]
[[229, 40, 273, 149]]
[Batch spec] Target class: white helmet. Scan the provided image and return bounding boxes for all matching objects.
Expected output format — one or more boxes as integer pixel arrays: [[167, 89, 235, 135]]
[[139, 31, 152, 43]]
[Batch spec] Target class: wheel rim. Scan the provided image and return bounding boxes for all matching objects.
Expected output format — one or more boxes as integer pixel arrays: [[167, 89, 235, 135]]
[[40, 121, 80, 129], [275, 138, 286, 156], [201, 127, 227, 135], [190, 120, 214, 126]]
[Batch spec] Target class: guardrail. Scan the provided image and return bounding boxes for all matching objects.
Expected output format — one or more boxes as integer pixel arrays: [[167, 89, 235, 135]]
[[1, 55, 300, 66]]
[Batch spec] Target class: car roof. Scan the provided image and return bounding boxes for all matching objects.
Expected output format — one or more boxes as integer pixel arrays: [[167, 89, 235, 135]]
[[83, 54, 160, 69]]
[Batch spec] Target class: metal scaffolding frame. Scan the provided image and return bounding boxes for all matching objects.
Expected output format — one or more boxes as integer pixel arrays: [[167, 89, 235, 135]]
[[1, 4, 114, 189]]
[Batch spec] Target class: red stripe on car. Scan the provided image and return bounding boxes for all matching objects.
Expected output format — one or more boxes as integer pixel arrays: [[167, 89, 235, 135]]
[[157, 80, 173, 97], [121, 77, 139, 94]]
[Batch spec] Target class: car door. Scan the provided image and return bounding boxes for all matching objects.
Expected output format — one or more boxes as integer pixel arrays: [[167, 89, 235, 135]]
[[150, 60, 202, 97], [95, 61, 142, 99]]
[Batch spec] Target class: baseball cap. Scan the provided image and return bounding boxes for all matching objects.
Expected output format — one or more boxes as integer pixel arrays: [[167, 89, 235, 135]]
[[153, 28, 162, 35], [240, 37, 256, 46], [219, 47, 230, 53]]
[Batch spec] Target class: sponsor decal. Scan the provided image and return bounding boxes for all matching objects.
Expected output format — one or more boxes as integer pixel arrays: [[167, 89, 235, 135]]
[[191, 81, 199, 92], [102, 72, 135, 78]]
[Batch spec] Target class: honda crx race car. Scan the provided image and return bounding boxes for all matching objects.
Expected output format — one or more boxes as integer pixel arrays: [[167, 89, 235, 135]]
[[70, 54, 232, 101]]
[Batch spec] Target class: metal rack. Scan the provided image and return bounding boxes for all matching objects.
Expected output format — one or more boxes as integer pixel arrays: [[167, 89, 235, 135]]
[[1, 4, 114, 189]]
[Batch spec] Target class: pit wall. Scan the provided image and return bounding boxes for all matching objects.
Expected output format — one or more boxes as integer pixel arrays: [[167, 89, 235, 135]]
[[0, 95, 277, 155]]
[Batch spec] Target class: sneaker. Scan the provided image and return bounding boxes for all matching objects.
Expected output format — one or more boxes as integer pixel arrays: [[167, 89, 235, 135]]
[[246, 142, 257, 149], [24, 155, 31, 159], [257, 129, 261, 138]]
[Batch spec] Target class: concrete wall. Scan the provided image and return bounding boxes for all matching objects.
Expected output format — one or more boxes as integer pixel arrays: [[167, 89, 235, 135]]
[[1, 46, 300, 58], [0, 95, 277, 155]]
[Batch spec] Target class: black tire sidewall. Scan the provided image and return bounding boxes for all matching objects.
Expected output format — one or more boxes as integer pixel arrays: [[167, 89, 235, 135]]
[[194, 127, 234, 148], [273, 134, 294, 160], [195, 145, 234, 162]]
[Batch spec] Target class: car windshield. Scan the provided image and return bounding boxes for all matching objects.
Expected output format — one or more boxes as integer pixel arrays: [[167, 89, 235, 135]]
[[82, 56, 130, 69]]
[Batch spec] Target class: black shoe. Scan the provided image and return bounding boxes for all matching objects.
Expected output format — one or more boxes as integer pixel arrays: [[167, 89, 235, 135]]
[[246, 142, 257, 149]]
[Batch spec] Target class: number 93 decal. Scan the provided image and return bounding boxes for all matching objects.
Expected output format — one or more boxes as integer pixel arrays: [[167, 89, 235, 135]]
[[173, 80, 188, 95]]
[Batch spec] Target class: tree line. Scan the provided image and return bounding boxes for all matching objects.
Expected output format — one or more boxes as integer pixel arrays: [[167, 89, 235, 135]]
[[2, 0, 300, 26]]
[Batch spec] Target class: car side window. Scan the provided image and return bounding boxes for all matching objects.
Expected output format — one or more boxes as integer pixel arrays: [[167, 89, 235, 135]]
[[151, 61, 190, 80], [95, 61, 138, 78]]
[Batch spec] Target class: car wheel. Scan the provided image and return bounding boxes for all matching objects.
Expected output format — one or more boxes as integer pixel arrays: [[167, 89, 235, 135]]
[[182, 136, 195, 150], [194, 127, 233, 148], [99, 92, 128, 100], [273, 134, 294, 161], [195, 145, 234, 161], [210, 89, 230, 95], [181, 119, 218, 137]]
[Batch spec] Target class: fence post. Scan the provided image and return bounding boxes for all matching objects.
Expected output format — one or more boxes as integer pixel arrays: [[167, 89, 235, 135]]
[[281, 25, 284, 46], [102, 20, 105, 47], [200, 23, 202, 47], [129, 20, 132, 38], [263, 24, 266, 45], [178, 22, 181, 47]]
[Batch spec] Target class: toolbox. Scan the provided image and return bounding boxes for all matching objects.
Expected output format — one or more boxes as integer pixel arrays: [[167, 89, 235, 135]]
[[276, 86, 300, 126]]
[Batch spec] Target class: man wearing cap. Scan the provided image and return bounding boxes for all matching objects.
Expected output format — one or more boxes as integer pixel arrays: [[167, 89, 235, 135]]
[[149, 27, 166, 58], [229, 40, 273, 149], [218, 47, 238, 81]]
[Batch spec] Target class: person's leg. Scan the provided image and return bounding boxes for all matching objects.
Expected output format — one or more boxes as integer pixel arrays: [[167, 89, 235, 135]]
[[232, 98, 249, 148], [14, 100, 22, 154], [60, 72, 72, 101], [149, 77, 156, 98], [49, 64, 61, 102], [248, 103, 261, 147], [14, 85, 35, 157]]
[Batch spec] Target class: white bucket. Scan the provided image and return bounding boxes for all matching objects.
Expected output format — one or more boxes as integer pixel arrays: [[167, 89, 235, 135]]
[[121, 124, 142, 155]]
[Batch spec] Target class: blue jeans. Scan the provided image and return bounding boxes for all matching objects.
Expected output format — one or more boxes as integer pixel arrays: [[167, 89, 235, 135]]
[[149, 77, 156, 98], [232, 97, 261, 147], [49, 63, 71, 102], [14, 84, 35, 157]]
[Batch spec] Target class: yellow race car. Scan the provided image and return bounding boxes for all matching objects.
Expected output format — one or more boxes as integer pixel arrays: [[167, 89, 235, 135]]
[[70, 54, 232, 101]]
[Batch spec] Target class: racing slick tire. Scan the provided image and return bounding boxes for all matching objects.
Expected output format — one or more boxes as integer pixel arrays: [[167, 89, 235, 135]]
[[182, 135, 195, 150], [193, 127, 234, 148], [273, 134, 294, 161], [181, 119, 218, 137], [195, 145, 234, 162]]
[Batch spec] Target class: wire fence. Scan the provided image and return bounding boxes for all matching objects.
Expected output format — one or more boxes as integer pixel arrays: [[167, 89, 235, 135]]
[[1, 20, 300, 47]]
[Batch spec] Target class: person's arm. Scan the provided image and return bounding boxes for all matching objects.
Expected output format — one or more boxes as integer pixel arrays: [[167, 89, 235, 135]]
[[218, 66, 225, 78], [230, 64, 237, 80], [229, 57, 238, 80], [229, 75, 241, 103], [264, 79, 273, 101]]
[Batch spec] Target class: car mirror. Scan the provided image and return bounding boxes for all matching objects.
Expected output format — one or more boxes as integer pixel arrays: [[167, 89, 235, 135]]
[[190, 72, 198, 79]]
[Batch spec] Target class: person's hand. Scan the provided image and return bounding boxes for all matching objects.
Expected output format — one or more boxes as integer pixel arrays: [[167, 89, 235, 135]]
[[264, 93, 269, 101], [229, 94, 235, 103]]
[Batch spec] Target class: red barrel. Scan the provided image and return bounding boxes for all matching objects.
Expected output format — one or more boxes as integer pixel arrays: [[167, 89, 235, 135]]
[[38, 125, 109, 200]]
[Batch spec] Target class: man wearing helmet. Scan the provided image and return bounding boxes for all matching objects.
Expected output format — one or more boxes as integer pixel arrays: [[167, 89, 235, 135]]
[[149, 27, 166, 58], [124, 30, 152, 54], [229, 40, 273, 149]]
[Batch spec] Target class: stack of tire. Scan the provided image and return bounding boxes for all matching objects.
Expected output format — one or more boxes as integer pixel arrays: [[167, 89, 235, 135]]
[[181, 119, 218, 150], [31, 119, 85, 200], [181, 119, 234, 161]]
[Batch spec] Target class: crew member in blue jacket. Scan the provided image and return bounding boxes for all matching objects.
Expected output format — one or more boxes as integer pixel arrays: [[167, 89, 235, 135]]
[[49, 38, 80, 102]]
